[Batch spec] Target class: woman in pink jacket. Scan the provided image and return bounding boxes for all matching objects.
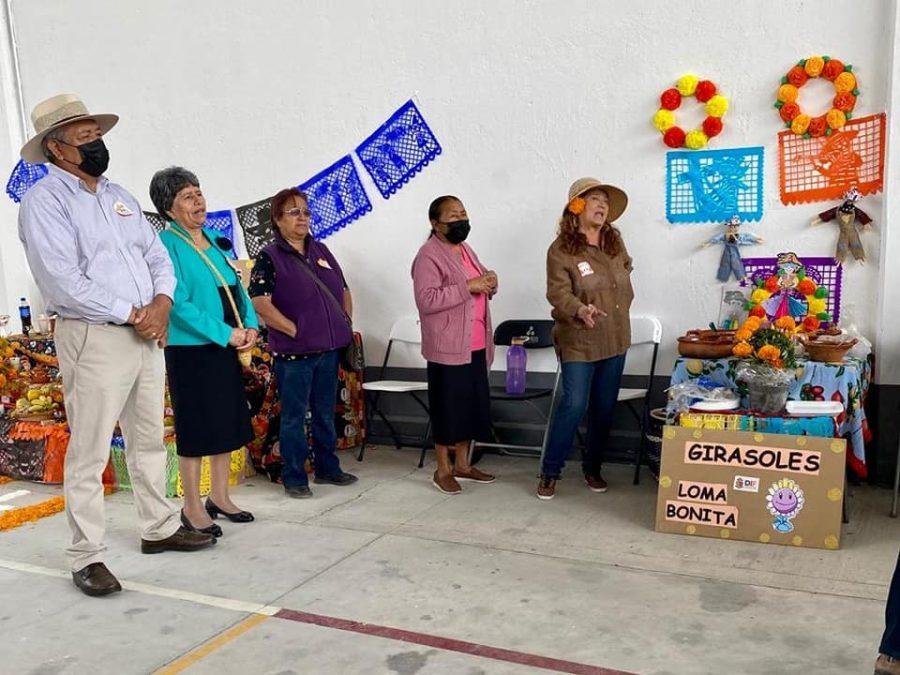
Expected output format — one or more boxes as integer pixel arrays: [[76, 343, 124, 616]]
[[411, 196, 498, 495]]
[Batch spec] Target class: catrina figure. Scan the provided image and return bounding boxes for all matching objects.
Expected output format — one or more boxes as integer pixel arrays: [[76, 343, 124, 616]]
[[701, 215, 764, 283], [810, 186, 872, 265]]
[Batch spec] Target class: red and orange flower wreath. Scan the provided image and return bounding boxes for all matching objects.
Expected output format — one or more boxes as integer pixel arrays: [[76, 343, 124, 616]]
[[652, 75, 729, 149], [775, 56, 860, 137]]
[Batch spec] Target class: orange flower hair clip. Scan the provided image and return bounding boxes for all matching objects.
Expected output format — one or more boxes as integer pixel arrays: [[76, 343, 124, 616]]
[[567, 196, 586, 215]]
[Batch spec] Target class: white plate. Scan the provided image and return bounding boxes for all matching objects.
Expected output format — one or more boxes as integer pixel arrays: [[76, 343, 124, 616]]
[[690, 398, 740, 412], [785, 400, 844, 417]]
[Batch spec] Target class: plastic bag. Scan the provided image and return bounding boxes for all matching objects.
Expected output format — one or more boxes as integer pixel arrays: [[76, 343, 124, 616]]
[[666, 376, 740, 417]]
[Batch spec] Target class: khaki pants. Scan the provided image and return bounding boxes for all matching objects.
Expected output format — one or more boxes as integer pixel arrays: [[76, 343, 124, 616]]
[[55, 319, 180, 571]]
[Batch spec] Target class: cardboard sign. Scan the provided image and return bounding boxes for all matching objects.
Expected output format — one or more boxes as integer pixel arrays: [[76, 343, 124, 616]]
[[655, 427, 846, 550]]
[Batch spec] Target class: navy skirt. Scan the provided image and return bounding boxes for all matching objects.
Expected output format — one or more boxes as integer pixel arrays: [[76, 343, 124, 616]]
[[426, 349, 492, 446], [164, 286, 253, 457]]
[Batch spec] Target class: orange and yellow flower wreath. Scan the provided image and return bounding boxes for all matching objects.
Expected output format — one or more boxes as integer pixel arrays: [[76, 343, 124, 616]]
[[775, 56, 859, 137]]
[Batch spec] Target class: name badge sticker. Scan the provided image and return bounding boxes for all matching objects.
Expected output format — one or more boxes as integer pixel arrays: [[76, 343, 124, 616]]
[[113, 201, 134, 216], [577, 261, 594, 277]]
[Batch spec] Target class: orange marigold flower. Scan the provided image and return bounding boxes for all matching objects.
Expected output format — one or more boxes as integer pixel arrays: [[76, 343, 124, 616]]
[[757, 345, 781, 362], [802, 316, 821, 332], [744, 316, 763, 330], [804, 56, 825, 78], [833, 91, 856, 112], [749, 305, 767, 319], [787, 66, 808, 87], [797, 278, 817, 296], [808, 116, 828, 137], [834, 71, 857, 93], [735, 328, 753, 342], [779, 102, 801, 123], [774, 316, 796, 331], [764, 276, 781, 292], [567, 197, 585, 215], [822, 59, 845, 81], [732, 342, 753, 358]]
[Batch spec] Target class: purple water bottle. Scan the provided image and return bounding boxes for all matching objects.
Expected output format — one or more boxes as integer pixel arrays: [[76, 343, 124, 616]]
[[506, 338, 527, 395]]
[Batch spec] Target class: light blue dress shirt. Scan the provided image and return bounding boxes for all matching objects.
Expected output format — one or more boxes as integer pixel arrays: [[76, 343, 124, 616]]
[[18, 164, 176, 324]]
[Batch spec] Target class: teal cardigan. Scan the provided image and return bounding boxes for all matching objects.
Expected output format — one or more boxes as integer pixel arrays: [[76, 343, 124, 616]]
[[160, 223, 258, 347]]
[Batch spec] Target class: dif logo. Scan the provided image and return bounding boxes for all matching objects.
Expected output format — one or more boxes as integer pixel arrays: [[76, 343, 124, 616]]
[[733, 475, 760, 493]]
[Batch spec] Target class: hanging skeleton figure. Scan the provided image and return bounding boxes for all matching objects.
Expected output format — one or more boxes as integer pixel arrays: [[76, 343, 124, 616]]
[[701, 215, 764, 282], [811, 186, 872, 265]]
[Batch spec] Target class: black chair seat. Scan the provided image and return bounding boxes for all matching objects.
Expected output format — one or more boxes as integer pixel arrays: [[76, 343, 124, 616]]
[[489, 385, 554, 401]]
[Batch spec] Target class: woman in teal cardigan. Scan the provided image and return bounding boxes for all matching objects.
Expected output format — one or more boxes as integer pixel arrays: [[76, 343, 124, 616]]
[[151, 167, 258, 537]]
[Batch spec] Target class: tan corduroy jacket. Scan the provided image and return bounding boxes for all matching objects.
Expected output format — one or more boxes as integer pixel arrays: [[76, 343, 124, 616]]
[[546, 235, 634, 362]]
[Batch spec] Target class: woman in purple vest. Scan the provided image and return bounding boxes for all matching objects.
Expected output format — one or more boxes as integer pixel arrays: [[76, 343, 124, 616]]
[[248, 188, 357, 498], [412, 195, 498, 495]]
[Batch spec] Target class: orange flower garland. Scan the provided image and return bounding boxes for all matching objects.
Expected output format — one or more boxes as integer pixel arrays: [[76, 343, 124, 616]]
[[775, 56, 859, 137], [0, 496, 65, 531]]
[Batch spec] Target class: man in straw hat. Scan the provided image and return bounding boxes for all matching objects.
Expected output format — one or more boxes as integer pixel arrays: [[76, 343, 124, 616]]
[[17, 94, 215, 597]]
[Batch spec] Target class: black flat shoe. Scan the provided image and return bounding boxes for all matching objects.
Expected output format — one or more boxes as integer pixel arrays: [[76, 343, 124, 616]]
[[181, 509, 223, 538], [205, 498, 254, 523]]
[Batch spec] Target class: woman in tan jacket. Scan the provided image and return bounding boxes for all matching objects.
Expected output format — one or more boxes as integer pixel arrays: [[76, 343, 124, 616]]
[[540, 177, 634, 500]]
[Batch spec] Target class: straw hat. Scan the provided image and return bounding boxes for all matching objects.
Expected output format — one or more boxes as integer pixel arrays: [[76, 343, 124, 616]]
[[567, 177, 628, 223], [20, 94, 118, 163]]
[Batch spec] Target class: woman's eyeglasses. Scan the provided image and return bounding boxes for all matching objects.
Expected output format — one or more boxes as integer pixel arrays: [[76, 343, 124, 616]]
[[284, 208, 312, 219]]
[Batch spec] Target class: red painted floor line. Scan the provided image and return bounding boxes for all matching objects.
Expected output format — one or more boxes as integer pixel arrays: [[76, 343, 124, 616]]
[[274, 608, 634, 675]]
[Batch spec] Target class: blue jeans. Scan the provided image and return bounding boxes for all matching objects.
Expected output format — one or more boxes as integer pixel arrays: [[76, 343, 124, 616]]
[[274, 350, 343, 488], [541, 354, 626, 479]]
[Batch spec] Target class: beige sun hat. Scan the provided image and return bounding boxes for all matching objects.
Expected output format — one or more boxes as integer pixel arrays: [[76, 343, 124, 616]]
[[20, 94, 118, 163], [567, 177, 628, 223]]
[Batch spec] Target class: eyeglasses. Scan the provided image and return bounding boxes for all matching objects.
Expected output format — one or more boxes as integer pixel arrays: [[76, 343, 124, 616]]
[[284, 208, 312, 219]]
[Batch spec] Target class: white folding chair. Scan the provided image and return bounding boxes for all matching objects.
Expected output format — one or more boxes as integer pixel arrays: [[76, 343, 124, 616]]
[[626, 315, 663, 484], [359, 315, 432, 465]]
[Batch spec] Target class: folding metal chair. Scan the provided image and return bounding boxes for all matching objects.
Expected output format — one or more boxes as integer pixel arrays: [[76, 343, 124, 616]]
[[471, 319, 560, 460], [359, 315, 432, 466], [628, 315, 663, 485]]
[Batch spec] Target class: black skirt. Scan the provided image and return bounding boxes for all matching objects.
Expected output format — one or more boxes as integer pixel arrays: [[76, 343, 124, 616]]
[[426, 349, 492, 446], [164, 287, 253, 457]]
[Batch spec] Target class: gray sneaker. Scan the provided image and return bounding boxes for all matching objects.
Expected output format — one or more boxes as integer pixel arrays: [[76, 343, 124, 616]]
[[285, 486, 313, 499]]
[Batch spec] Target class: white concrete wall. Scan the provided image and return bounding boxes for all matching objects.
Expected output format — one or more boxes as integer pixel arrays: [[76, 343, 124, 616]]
[[0, 0, 896, 376]]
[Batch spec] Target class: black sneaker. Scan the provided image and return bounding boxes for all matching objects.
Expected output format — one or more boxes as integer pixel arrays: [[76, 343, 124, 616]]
[[285, 486, 313, 499], [313, 472, 359, 486]]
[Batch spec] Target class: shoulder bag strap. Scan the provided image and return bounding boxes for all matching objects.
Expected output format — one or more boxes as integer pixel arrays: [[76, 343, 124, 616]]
[[287, 253, 352, 328], [168, 228, 245, 331]]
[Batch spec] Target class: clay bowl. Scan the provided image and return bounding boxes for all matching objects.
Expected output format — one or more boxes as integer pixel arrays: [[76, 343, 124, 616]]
[[804, 338, 858, 363], [677, 329, 737, 359]]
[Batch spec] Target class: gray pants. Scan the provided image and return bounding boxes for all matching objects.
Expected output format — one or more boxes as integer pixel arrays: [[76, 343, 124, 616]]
[[55, 319, 180, 571]]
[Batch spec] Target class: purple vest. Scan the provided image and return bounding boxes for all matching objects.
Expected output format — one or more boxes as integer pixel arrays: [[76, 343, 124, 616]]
[[263, 235, 352, 355]]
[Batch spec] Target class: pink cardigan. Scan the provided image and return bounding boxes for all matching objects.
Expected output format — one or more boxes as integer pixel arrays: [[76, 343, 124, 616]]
[[411, 235, 495, 366]]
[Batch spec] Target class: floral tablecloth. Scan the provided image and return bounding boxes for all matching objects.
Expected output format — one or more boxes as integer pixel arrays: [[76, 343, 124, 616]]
[[670, 355, 873, 478]]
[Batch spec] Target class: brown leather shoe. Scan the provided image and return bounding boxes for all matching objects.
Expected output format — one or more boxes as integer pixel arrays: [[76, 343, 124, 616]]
[[454, 466, 495, 483], [876, 654, 900, 675], [72, 562, 122, 597], [537, 476, 557, 500], [585, 473, 608, 493], [432, 471, 462, 495], [141, 526, 216, 554]]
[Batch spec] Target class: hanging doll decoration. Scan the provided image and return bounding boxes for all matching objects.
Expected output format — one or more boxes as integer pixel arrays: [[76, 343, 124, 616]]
[[760, 252, 808, 320], [701, 215, 764, 282], [810, 186, 872, 265]]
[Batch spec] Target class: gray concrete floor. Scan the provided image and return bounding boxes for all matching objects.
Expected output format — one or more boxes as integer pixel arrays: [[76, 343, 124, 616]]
[[0, 448, 895, 674]]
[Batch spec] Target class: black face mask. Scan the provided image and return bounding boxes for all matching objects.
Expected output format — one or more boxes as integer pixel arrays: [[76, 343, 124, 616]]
[[444, 219, 471, 244], [60, 138, 110, 177]]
